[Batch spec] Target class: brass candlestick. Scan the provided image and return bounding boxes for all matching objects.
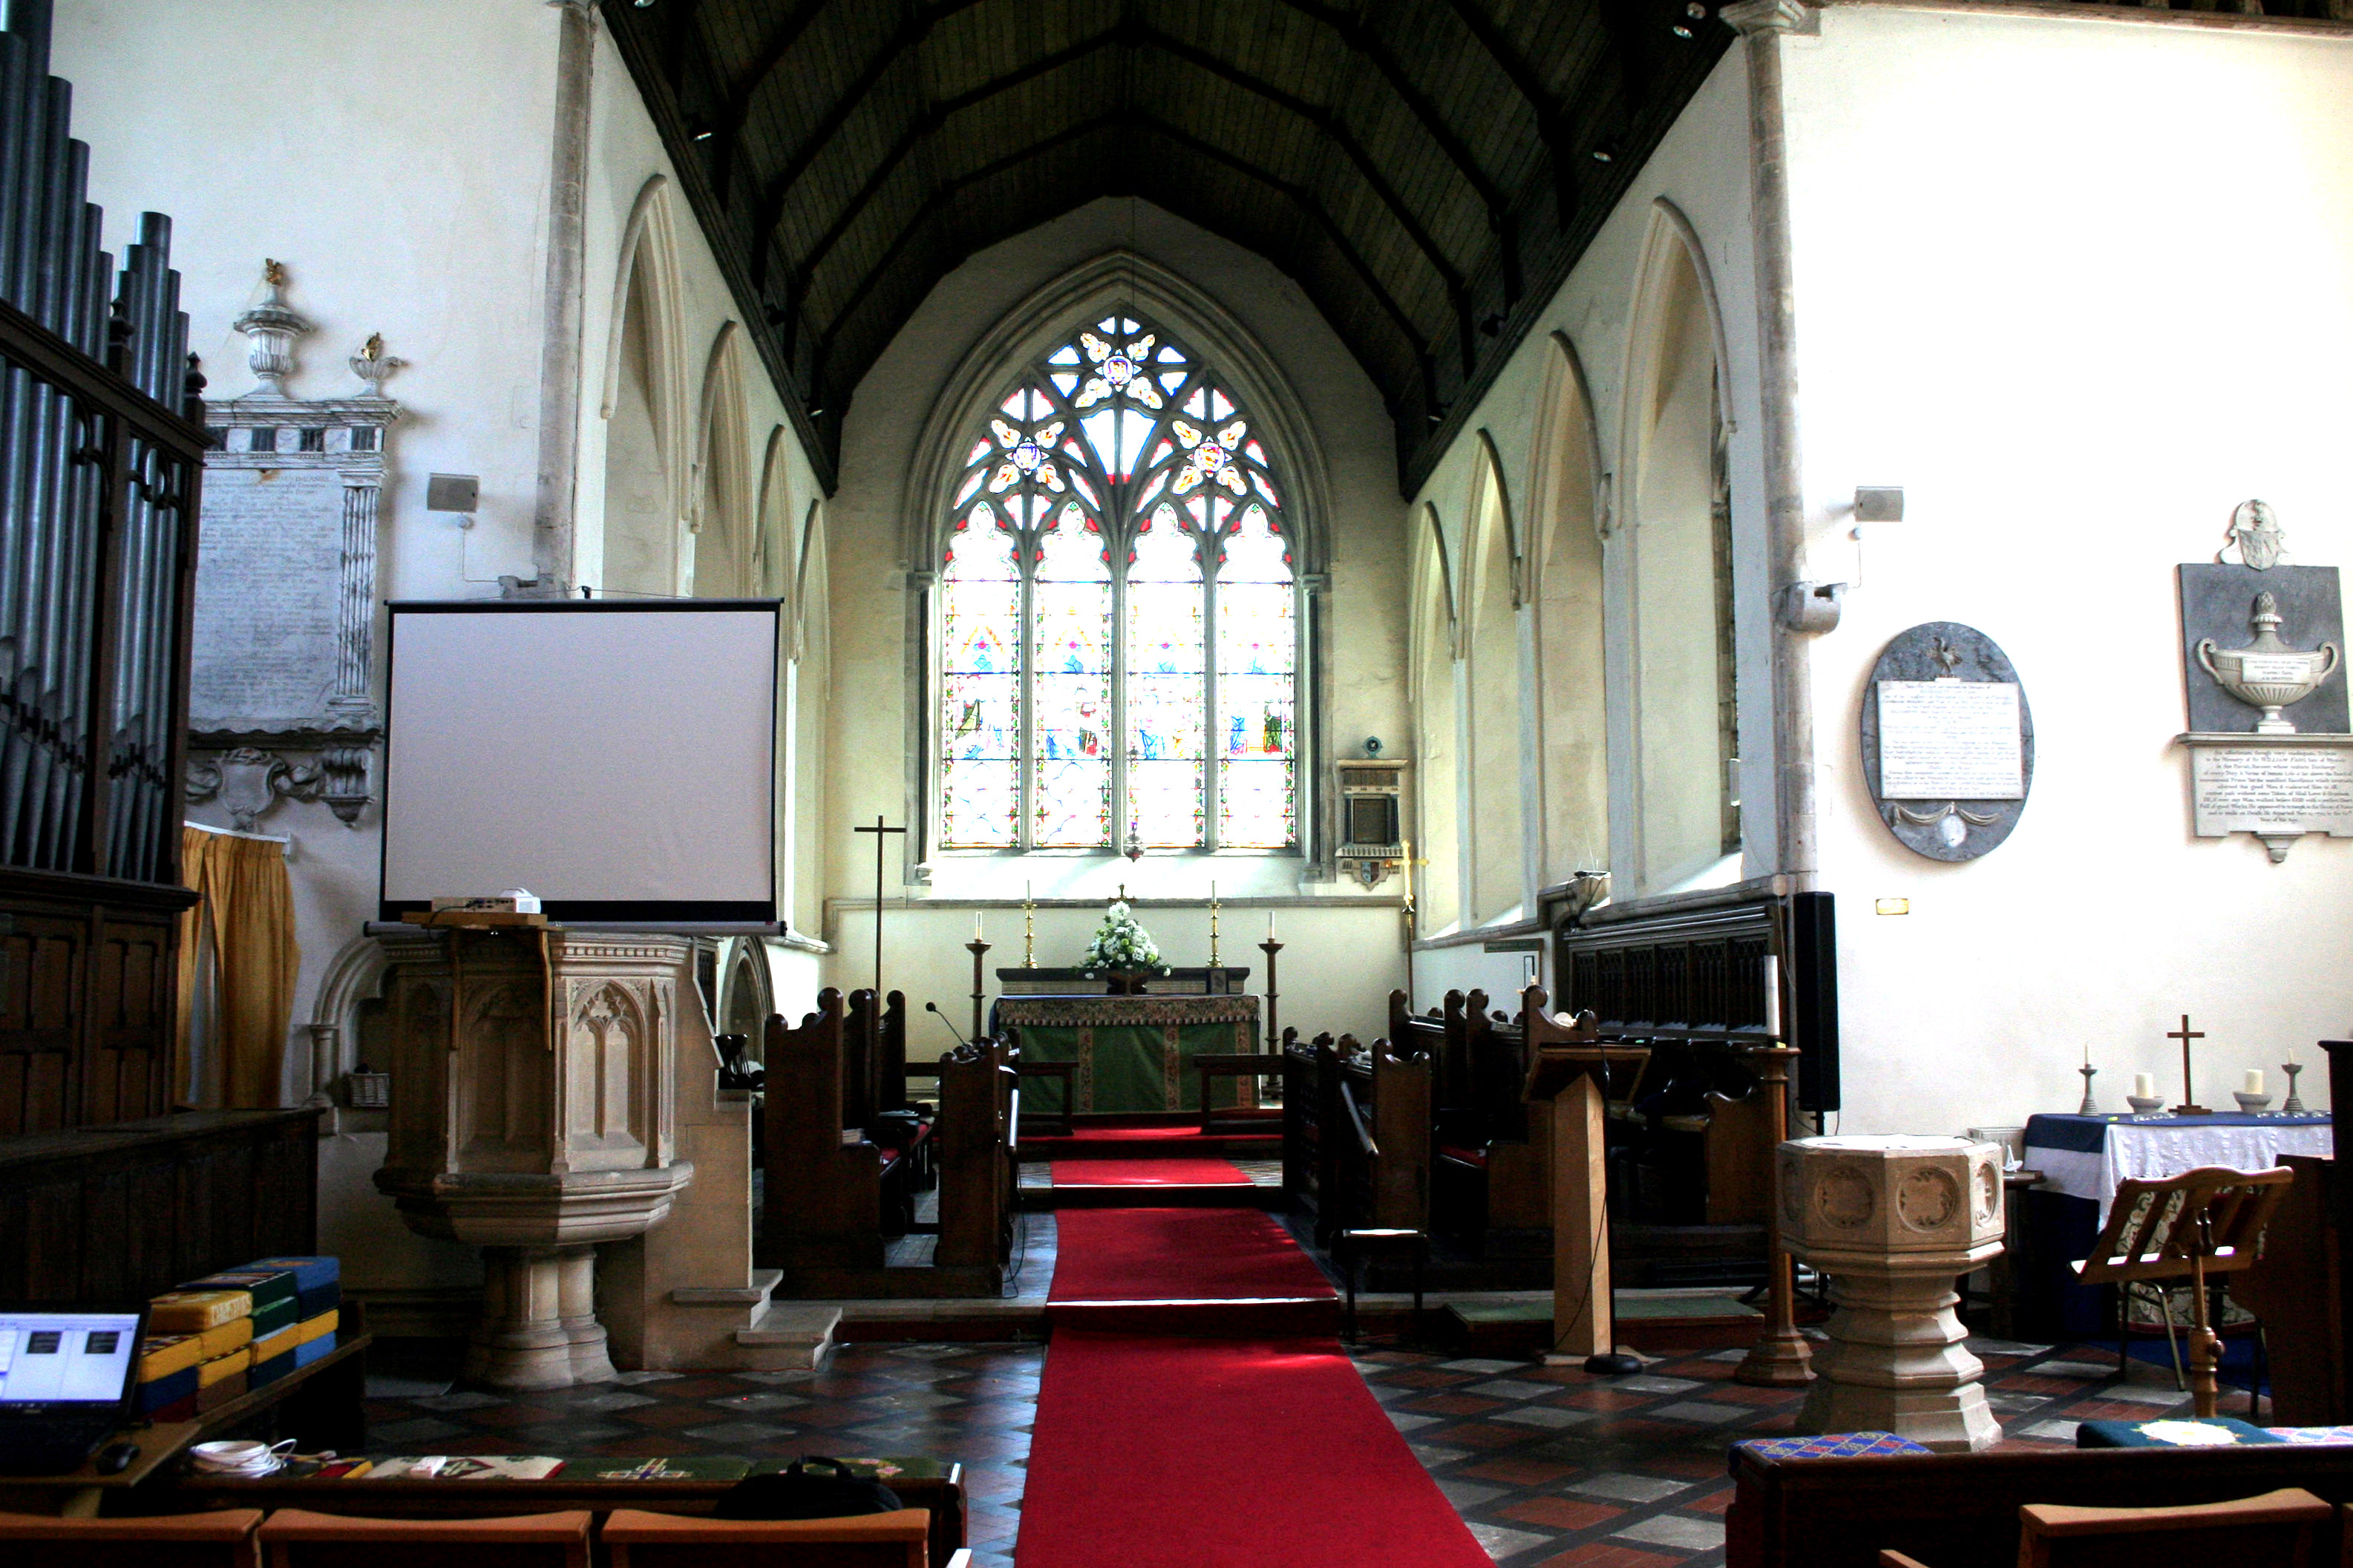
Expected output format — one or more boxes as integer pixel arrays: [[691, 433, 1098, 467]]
[[1259, 936, 1284, 1046], [1022, 893, 1035, 968], [966, 937, 992, 1043], [1208, 893, 1221, 971], [1736, 1041, 1815, 1388]]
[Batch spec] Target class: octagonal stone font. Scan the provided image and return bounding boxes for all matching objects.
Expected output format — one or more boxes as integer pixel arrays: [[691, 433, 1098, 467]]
[[1778, 1134, 2005, 1259]]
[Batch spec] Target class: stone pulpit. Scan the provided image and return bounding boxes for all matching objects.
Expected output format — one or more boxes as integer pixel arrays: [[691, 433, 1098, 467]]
[[375, 925, 696, 1388]]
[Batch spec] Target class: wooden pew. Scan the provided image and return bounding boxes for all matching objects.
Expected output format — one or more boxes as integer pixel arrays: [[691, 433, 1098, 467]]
[[756, 991, 1011, 1298], [1320, 1034, 1431, 1241], [1726, 1439, 2353, 1568]]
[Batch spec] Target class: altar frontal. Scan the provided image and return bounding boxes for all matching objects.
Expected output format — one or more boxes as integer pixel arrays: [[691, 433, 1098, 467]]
[[995, 994, 1260, 1114]]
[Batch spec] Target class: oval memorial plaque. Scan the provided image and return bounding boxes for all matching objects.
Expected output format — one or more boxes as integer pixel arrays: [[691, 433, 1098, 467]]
[[1859, 622, 2035, 862]]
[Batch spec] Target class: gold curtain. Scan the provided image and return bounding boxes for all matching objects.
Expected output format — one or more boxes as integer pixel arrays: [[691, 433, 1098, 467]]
[[177, 825, 301, 1108]]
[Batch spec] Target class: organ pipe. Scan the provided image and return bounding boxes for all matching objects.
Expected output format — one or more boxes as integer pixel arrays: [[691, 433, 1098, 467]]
[[0, 0, 203, 885]]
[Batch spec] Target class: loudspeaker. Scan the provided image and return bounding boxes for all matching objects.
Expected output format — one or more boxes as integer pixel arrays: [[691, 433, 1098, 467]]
[[1789, 890, 1839, 1115]]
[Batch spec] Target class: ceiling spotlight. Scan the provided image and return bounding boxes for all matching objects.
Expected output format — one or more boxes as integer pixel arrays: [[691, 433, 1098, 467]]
[[689, 118, 715, 142], [1591, 141, 1619, 164], [633, 0, 657, 7], [1673, 2, 1707, 37]]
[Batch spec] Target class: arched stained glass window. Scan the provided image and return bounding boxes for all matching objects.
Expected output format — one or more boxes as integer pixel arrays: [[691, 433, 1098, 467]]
[[937, 315, 1298, 852]]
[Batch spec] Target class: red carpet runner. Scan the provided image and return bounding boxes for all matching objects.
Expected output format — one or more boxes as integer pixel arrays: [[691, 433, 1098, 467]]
[[1047, 1158, 1251, 1187], [1047, 1207, 1335, 1331], [1017, 1331, 1490, 1567]]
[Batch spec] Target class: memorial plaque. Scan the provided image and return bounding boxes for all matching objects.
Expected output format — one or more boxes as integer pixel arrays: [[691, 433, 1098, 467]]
[[2188, 744, 2353, 836], [1876, 681, 2024, 801], [2178, 562, 2347, 735], [1859, 623, 2034, 863]]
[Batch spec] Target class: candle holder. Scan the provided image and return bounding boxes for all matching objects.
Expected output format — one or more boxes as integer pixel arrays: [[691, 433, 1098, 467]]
[[965, 937, 992, 1044], [1208, 895, 1221, 971], [2077, 1063, 2098, 1116], [2283, 1060, 2308, 1114], [1259, 936, 1284, 1047], [1021, 893, 1035, 968]]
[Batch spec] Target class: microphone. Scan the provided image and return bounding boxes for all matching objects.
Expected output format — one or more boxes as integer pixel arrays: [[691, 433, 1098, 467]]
[[925, 1001, 970, 1049]]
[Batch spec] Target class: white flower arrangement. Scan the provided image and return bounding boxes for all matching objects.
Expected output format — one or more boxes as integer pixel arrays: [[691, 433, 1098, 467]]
[[1081, 900, 1163, 971]]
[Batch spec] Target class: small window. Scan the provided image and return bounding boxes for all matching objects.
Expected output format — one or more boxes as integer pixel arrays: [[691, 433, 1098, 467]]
[[297, 427, 325, 452], [350, 427, 379, 452], [246, 428, 275, 453]]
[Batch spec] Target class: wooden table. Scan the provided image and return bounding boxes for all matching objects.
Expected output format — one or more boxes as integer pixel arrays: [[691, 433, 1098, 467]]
[[0, 1319, 371, 1517], [174, 1457, 966, 1568]]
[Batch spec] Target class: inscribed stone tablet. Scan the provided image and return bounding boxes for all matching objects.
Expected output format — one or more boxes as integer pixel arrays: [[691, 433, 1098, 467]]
[[2188, 746, 2353, 838], [1876, 680, 2024, 800]]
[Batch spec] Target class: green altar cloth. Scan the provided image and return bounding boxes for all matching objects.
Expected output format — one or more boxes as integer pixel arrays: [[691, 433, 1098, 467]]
[[993, 993, 1260, 1114]]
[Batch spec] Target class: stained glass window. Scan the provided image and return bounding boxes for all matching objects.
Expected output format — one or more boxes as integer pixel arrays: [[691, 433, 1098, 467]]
[[937, 315, 1297, 853]]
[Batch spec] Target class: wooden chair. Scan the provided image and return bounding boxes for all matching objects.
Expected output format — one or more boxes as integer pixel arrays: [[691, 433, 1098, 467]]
[[1873, 1489, 2331, 1567], [600, 1506, 943, 1568], [2018, 1487, 2329, 1566], [254, 1509, 592, 1568], [2071, 1164, 2294, 1417], [0, 1508, 264, 1568]]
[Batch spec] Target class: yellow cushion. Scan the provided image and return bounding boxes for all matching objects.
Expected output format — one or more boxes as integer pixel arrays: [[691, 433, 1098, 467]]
[[293, 1309, 338, 1347], [148, 1290, 250, 1332], [137, 1334, 205, 1382], [195, 1347, 251, 1387]]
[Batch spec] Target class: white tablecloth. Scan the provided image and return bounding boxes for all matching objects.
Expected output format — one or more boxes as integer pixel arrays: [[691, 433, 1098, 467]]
[[2027, 1118, 2334, 1223]]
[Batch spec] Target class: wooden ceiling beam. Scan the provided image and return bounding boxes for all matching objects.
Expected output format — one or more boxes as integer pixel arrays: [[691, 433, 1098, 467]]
[[1439, 0, 1580, 232], [1266, 0, 1519, 298], [1131, 24, 1472, 371], [747, 0, 989, 290], [775, 26, 1131, 358]]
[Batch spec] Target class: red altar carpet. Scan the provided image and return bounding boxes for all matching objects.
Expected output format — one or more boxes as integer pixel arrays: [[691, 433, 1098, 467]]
[[1014, 1331, 1491, 1568], [1046, 1207, 1336, 1334], [1049, 1158, 1251, 1187]]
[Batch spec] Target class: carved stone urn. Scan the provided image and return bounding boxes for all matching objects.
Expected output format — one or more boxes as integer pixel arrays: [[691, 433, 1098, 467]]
[[2198, 591, 2340, 734], [1779, 1134, 2006, 1451], [375, 927, 696, 1388]]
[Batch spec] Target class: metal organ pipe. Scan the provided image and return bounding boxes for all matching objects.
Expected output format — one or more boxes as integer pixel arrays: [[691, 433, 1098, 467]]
[[0, 0, 197, 883]]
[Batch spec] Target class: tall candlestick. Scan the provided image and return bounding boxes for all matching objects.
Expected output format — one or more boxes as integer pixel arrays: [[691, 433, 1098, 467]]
[[966, 936, 992, 1044], [1208, 885, 1221, 971], [1022, 882, 1035, 968]]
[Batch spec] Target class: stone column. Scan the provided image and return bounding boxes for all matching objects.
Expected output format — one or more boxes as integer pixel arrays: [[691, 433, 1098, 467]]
[[374, 927, 696, 1389], [1781, 1135, 2006, 1451]]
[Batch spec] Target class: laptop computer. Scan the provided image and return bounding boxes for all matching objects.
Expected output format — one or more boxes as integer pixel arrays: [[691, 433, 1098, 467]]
[[0, 1305, 147, 1475]]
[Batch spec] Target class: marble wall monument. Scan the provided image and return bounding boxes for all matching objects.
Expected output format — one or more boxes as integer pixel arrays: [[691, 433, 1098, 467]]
[[2175, 502, 2353, 863], [187, 261, 401, 830]]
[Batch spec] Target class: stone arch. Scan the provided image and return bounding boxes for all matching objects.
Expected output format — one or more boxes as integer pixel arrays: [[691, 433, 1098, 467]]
[[1410, 502, 1462, 936], [1462, 433, 1525, 925], [788, 498, 831, 939], [690, 321, 753, 597], [1618, 199, 1739, 894], [1529, 330, 1611, 885], [753, 424, 792, 599], [598, 174, 688, 597]]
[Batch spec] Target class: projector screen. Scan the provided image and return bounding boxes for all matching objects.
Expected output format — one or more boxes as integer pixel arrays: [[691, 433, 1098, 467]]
[[381, 600, 779, 925]]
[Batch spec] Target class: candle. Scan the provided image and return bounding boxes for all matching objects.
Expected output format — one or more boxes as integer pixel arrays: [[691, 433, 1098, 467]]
[[1761, 955, 1781, 1039], [974, 910, 983, 940], [1211, 880, 1217, 905], [2083, 1042, 2090, 1069], [2243, 1068, 2265, 1095], [1268, 910, 1275, 939], [2134, 1072, 2156, 1099]]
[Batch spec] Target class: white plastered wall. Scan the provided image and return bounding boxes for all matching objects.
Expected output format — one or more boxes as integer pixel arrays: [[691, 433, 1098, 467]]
[[1781, 3, 2353, 1132], [1409, 52, 1765, 1007], [821, 197, 1410, 1047], [56, 0, 832, 1313]]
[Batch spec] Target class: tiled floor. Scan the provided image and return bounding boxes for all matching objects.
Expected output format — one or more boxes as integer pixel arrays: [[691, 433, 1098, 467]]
[[362, 1331, 2199, 1567]]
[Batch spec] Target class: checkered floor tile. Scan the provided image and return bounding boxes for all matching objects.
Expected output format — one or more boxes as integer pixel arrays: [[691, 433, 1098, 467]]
[[360, 1332, 2197, 1567]]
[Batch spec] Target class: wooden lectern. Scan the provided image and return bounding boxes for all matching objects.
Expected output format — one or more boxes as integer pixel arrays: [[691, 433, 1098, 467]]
[[1519, 988, 1650, 1362]]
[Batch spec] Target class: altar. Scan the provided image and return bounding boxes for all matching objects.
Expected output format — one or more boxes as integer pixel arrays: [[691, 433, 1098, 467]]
[[992, 993, 1260, 1115]]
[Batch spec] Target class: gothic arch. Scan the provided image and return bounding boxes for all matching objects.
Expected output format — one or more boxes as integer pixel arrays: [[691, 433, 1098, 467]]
[[690, 321, 753, 597], [598, 174, 689, 597], [1618, 199, 1740, 894], [788, 498, 831, 936], [906, 251, 1332, 576], [1528, 331, 1611, 884], [1410, 502, 1462, 936], [1462, 436, 1524, 925], [753, 424, 792, 598]]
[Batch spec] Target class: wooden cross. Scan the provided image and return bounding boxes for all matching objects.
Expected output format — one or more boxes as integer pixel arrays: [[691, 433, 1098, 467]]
[[853, 817, 907, 999], [2167, 1014, 2208, 1115]]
